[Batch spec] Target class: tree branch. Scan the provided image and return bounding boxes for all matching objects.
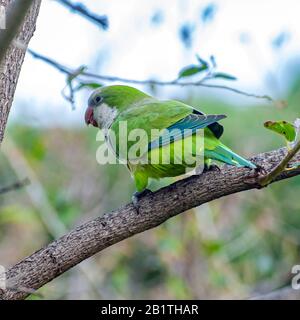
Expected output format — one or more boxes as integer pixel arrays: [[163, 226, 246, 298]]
[[0, 0, 41, 144], [56, 0, 108, 30], [0, 147, 300, 300], [27, 49, 274, 103], [252, 287, 300, 300], [0, 178, 30, 195], [260, 139, 300, 186], [0, 0, 35, 64]]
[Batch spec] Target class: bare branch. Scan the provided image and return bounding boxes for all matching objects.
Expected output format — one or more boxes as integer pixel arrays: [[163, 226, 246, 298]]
[[56, 0, 108, 30], [0, 178, 30, 195], [0, 147, 300, 300], [28, 48, 70, 74], [28, 49, 274, 103], [0, 0, 35, 65]]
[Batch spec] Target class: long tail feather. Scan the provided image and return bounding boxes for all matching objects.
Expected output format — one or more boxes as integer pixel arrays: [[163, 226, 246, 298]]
[[205, 144, 256, 169]]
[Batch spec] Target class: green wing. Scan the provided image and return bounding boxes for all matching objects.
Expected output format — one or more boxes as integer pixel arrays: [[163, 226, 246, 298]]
[[113, 100, 192, 133], [110, 99, 225, 160], [110, 101, 192, 155], [148, 113, 226, 150]]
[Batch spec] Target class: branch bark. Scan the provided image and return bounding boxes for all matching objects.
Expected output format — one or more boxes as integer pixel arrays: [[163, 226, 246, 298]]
[[0, 0, 41, 144], [0, 147, 300, 300], [0, 0, 35, 64], [252, 287, 300, 300]]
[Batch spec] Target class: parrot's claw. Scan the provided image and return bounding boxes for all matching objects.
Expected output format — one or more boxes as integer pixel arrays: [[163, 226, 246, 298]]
[[203, 164, 221, 173], [254, 164, 267, 175], [244, 163, 267, 187], [132, 189, 153, 214]]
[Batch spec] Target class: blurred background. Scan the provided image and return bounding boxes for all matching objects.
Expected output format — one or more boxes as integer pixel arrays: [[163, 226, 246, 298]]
[[1, 0, 300, 299]]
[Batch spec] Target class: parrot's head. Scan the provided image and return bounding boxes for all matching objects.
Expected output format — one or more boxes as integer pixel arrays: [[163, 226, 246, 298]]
[[85, 85, 150, 129]]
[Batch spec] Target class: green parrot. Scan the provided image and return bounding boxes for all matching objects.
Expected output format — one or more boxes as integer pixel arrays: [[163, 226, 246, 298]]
[[85, 85, 256, 206]]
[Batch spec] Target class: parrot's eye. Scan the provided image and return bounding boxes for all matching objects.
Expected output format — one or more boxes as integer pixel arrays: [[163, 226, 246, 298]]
[[95, 96, 102, 104]]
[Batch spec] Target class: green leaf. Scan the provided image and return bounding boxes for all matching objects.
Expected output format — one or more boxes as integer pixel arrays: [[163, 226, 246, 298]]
[[178, 64, 207, 79], [212, 72, 237, 80], [75, 82, 103, 91], [264, 120, 296, 142], [196, 54, 209, 68]]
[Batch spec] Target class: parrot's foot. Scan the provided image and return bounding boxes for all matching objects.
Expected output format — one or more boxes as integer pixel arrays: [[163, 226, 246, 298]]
[[203, 164, 221, 173], [254, 164, 267, 175], [244, 164, 267, 187], [132, 189, 153, 214]]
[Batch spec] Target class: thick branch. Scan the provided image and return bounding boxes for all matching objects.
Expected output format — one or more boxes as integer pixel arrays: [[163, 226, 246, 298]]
[[0, 0, 41, 144], [0, 147, 300, 300]]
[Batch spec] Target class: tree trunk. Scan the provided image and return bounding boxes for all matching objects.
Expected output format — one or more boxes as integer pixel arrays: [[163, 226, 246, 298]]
[[0, 0, 42, 144]]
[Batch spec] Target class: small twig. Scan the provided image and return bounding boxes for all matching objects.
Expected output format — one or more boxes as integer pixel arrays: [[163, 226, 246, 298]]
[[56, 0, 108, 30], [28, 49, 274, 103], [28, 49, 70, 73], [0, 0, 35, 65], [83, 71, 274, 102], [0, 178, 30, 195], [259, 139, 300, 186]]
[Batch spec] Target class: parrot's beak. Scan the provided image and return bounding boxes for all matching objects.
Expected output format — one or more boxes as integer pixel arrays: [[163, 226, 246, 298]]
[[85, 106, 98, 127]]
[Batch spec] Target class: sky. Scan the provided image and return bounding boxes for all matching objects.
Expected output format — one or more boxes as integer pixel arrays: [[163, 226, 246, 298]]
[[10, 0, 300, 127]]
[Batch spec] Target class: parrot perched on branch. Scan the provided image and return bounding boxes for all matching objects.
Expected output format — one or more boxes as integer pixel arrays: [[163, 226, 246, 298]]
[[85, 85, 256, 208]]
